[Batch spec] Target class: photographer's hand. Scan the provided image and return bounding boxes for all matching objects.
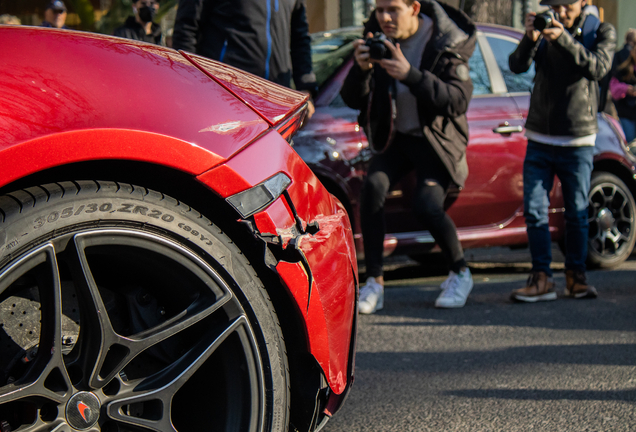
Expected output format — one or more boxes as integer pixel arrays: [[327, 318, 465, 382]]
[[525, 12, 540, 42], [379, 41, 411, 81], [353, 33, 374, 71], [542, 19, 564, 42]]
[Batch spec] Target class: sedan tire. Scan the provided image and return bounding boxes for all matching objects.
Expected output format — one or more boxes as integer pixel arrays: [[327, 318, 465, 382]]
[[587, 172, 636, 269], [0, 181, 289, 432]]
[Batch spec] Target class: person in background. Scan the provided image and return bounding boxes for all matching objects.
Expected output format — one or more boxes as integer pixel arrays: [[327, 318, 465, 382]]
[[508, 0, 616, 302], [41, 0, 68, 29], [0, 14, 21, 25], [610, 29, 636, 142], [172, 0, 317, 118], [341, 0, 477, 312], [114, 0, 162, 45]]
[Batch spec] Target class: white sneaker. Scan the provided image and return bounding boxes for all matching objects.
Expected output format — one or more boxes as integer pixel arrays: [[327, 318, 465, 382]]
[[440, 271, 455, 290], [358, 277, 384, 314], [435, 268, 474, 308]]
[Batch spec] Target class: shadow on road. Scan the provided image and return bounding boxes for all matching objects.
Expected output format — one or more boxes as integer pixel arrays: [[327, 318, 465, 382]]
[[355, 343, 636, 372], [444, 387, 636, 402], [373, 248, 636, 282]]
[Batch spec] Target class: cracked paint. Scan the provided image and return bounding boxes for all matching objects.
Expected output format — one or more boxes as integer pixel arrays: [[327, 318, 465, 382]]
[[295, 211, 349, 251]]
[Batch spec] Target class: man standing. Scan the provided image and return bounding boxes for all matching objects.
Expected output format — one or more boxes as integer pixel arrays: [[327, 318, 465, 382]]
[[341, 0, 476, 312], [509, 0, 616, 302], [613, 28, 636, 71], [41, 0, 68, 29], [114, 0, 162, 45], [172, 0, 317, 116]]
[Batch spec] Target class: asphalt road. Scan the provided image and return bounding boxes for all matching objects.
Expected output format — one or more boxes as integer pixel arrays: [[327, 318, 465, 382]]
[[323, 248, 636, 432]]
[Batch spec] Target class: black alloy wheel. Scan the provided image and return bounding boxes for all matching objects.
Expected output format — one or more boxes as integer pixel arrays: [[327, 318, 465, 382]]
[[0, 181, 289, 432], [587, 172, 636, 268]]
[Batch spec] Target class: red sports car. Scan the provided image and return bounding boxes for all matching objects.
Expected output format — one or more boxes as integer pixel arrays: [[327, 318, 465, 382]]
[[0, 26, 357, 432], [295, 24, 636, 269]]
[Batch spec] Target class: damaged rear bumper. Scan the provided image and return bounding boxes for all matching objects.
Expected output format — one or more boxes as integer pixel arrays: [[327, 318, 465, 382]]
[[196, 130, 358, 410]]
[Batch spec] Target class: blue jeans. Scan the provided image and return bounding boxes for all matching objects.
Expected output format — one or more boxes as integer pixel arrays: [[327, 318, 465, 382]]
[[523, 141, 594, 276], [619, 117, 636, 143]]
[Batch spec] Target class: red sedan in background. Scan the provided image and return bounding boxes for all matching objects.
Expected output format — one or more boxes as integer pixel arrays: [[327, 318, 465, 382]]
[[0, 27, 356, 432], [295, 24, 636, 270]]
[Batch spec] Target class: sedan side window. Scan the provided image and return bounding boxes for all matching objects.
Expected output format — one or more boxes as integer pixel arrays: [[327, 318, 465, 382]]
[[469, 43, 492, 96], [487, 36, 535, 93]]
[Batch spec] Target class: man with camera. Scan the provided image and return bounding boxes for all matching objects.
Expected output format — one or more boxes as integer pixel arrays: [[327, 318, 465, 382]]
[[341, 0, 476, 312], [114, 0, 162, 44], [509, 0, 616, 302]]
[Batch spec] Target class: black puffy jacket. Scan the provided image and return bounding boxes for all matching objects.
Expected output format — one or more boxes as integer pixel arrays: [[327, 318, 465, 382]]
[[172, 0, 317, 94], [340, 0, 476, 187], [114, 17, 162, 45], [509, 14, 616, 137]]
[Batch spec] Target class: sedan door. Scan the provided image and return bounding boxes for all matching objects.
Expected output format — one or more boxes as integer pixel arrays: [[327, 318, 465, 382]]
[[444, 31, 532, 248]]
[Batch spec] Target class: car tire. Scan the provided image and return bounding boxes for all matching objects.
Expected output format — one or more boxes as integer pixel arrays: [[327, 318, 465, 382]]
[[587, 172, 636, 269], [0, 181, 289, 432]]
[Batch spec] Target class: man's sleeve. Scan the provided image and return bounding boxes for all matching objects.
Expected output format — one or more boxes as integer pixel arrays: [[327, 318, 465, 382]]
[[290, 0, 318, 96], [340, 63, 372, 111], [552, 22, 617, 81], [172, 0, 203, 53], [401, 56, 473, 118], [509, 34, 542, 74]]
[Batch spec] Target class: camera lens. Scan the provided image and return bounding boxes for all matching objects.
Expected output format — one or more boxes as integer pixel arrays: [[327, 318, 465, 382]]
[[534, 12, 553, 31], [369, 43, 388, 60]]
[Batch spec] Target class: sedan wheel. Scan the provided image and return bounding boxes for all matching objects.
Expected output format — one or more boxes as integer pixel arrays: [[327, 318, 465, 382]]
[[0, 181, 289, 432], [587, 172, 636, 268]]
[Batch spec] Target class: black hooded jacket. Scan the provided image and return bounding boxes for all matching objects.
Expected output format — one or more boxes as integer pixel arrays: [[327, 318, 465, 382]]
[[172, 0, 317, 95], [340, 0, 476, 187], [114, 16, 162, 45]]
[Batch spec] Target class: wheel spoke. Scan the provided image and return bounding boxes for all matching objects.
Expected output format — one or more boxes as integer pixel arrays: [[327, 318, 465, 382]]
[[607, 227, 625, 249], [604, 185, 617, 206], [598, 231, 607, 254], [616, 214, 633, 225], [106, 316, 252, 432], [67, 234, 124, 389], [67, 231, 233, 388], [0, 244, 72, 405]]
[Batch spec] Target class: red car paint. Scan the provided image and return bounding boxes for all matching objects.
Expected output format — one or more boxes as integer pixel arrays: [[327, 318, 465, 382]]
[[0, 25, 356, 411], [182, 52, 309, 127], [199, 131, 357, 394]]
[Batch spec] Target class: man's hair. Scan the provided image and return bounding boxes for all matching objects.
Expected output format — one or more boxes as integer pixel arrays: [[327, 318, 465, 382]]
[[626, 29, 636, 45], [402, 0, 415, 5]]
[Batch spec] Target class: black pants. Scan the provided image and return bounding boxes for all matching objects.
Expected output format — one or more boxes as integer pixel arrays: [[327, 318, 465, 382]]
[[361, 132, 466, 277]]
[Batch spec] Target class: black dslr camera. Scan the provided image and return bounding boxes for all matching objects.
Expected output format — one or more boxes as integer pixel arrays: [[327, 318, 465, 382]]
[[533, 10, 558, 31], [365, 32, 392, 60]]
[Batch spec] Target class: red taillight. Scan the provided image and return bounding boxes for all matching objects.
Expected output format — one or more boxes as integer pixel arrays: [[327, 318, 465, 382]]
[[276, 104, 308, 143]]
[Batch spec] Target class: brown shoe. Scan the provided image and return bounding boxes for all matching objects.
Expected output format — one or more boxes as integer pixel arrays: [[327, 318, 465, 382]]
[[511, 271, 557, 302], [565, 270, 597, 299]]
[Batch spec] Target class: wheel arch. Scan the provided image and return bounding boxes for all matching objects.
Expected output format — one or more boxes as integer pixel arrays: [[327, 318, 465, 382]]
[[0, 158, 324, 431], [593, 158, 636, 199]]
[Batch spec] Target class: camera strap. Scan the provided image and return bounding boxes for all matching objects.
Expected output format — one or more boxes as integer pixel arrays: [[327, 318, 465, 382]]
[[578, 14, 611, 112], [579, 14, 601, 51]]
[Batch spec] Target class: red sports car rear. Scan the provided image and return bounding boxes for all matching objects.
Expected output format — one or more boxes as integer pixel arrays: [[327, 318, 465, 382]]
[[0, 26, 357, 432]]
